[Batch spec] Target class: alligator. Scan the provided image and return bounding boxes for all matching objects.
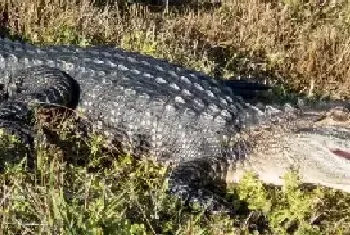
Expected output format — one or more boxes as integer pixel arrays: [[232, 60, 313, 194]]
[[0, 37, 350, 212]]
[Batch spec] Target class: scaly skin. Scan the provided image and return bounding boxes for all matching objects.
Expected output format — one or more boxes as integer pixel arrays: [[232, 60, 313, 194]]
[[0, 37, 349, 212]]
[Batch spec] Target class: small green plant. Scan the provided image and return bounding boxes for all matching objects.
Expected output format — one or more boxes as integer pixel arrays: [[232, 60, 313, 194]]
[[268, 171, 322, 234], [234, 169, 350, 234], [121, 30, 158, 56], [38, 22, 91, 46]]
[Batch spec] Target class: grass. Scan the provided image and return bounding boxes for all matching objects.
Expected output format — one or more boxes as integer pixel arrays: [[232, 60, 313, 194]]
[[1, 110, 350, 234], [2, 0, 350, 98], [0, 0, 350, 234]]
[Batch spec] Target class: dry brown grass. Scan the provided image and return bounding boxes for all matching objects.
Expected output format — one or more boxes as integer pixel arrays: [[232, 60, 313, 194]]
[[1, 2, 350, 233], [1, 0, 350, 98]]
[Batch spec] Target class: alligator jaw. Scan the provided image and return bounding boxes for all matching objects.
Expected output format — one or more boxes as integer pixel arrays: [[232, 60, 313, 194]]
[[228, 106, 350, 193]]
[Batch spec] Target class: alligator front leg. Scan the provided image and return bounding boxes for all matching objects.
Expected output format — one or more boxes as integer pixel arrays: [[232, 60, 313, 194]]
[[0, 66, 76, 169]]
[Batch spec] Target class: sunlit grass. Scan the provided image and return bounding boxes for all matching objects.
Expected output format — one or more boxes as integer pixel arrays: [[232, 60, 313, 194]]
[[0, 0, 350, 234]]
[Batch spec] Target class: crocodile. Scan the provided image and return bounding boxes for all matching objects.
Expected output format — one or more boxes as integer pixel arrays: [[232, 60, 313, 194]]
[[0, 37, 350, 211]]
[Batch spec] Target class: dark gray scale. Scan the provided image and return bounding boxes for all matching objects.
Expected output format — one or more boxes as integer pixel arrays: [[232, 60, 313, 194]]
[[79, 46, 244, 106], [0, 37, 274, 212], [0, 39, 249, 166], [1, 38, 257, 104], [8, 66, 75, 105], [0, 66, 76, 161], [1, 39, 243, 122], [72, 70, 238, 165], [9, 39, 233, 100], [0, 66, 74, 121], [0, 66, 74, 142]]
